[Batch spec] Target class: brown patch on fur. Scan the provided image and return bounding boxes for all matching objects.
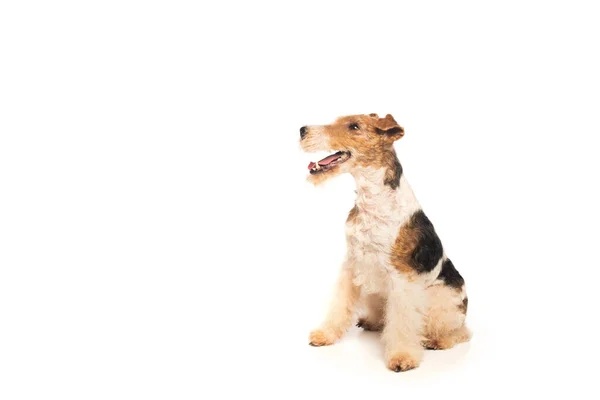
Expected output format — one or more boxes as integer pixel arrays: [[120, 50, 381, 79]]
[[375, 114, 400, 128], [458, 297, 468, 314], [346, 205, 359, 224], [390, 218, 420, 277], [383, 156, 402, 189], [323, 114, 403, 155], [387, 352, 420, 372]]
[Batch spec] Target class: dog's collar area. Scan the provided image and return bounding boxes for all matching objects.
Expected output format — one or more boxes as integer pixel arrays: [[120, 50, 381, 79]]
[[308, 151, 351, 174]]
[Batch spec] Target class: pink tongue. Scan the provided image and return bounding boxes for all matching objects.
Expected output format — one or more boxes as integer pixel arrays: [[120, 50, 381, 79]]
[[318, 153, 340, 166], [307, 162, 316, 170]]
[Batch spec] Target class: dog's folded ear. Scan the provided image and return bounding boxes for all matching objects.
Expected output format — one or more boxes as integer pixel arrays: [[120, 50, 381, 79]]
[[374, 114, 404, 141]]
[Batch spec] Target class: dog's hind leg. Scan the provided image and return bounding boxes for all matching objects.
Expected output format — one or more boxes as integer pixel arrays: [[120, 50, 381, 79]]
[[309, 265, 361, 346], [422, 284, 471, 350], [357, 293, 385, 332]]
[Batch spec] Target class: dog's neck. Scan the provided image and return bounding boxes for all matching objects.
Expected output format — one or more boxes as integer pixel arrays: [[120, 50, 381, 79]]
[[351, 150, 401, 196], [352, 167, 391, 193], [350, 157, 420, 219]]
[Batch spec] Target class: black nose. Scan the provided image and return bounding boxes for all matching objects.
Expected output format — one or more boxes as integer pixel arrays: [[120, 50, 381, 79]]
[[300, 126, 307, 139]]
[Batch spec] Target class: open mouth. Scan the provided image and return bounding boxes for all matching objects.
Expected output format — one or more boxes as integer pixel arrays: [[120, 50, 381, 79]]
[[307, 151, 351, 174]]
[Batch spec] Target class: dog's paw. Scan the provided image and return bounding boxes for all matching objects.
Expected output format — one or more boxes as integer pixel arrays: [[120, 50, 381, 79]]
[[309, 329, 335, 347], [387, 352, 421, 372], [422, 339, 440, 350], [356, 318, 383, 332], [422, 338, 452, 350]]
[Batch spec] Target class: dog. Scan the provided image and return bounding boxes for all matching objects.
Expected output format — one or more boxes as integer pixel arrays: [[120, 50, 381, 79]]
[[299, 113, 471, 372]]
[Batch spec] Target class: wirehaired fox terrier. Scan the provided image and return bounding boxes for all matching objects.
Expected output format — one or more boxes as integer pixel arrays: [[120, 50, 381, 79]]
[[299, 113, 471, 372]]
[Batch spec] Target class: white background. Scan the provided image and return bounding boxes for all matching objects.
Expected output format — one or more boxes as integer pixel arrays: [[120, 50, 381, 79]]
[[1, 1, 600, 399]]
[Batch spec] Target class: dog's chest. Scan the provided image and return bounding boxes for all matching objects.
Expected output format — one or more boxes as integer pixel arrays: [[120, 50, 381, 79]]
[[345, 210, 398, 293], [346, 211, 396, 253], [342, 172, 421, 294]]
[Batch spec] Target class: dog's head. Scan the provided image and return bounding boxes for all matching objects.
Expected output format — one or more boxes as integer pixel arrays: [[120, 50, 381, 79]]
[[299, 113, 404, 185]]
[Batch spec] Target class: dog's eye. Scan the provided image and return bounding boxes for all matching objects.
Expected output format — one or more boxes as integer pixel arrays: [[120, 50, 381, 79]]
[[349, 123, 360, 131]]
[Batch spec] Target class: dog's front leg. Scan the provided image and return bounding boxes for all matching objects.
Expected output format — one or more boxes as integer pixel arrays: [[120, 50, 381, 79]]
[[309, 264, 360, 346], [382, 276, 426, 372]]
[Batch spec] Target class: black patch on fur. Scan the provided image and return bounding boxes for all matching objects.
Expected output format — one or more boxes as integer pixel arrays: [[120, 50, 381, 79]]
[[438, 258, 465, 289], [375, 127, 404, 136], [410, 211, 444, 273], [383, 158, 403, 190]]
